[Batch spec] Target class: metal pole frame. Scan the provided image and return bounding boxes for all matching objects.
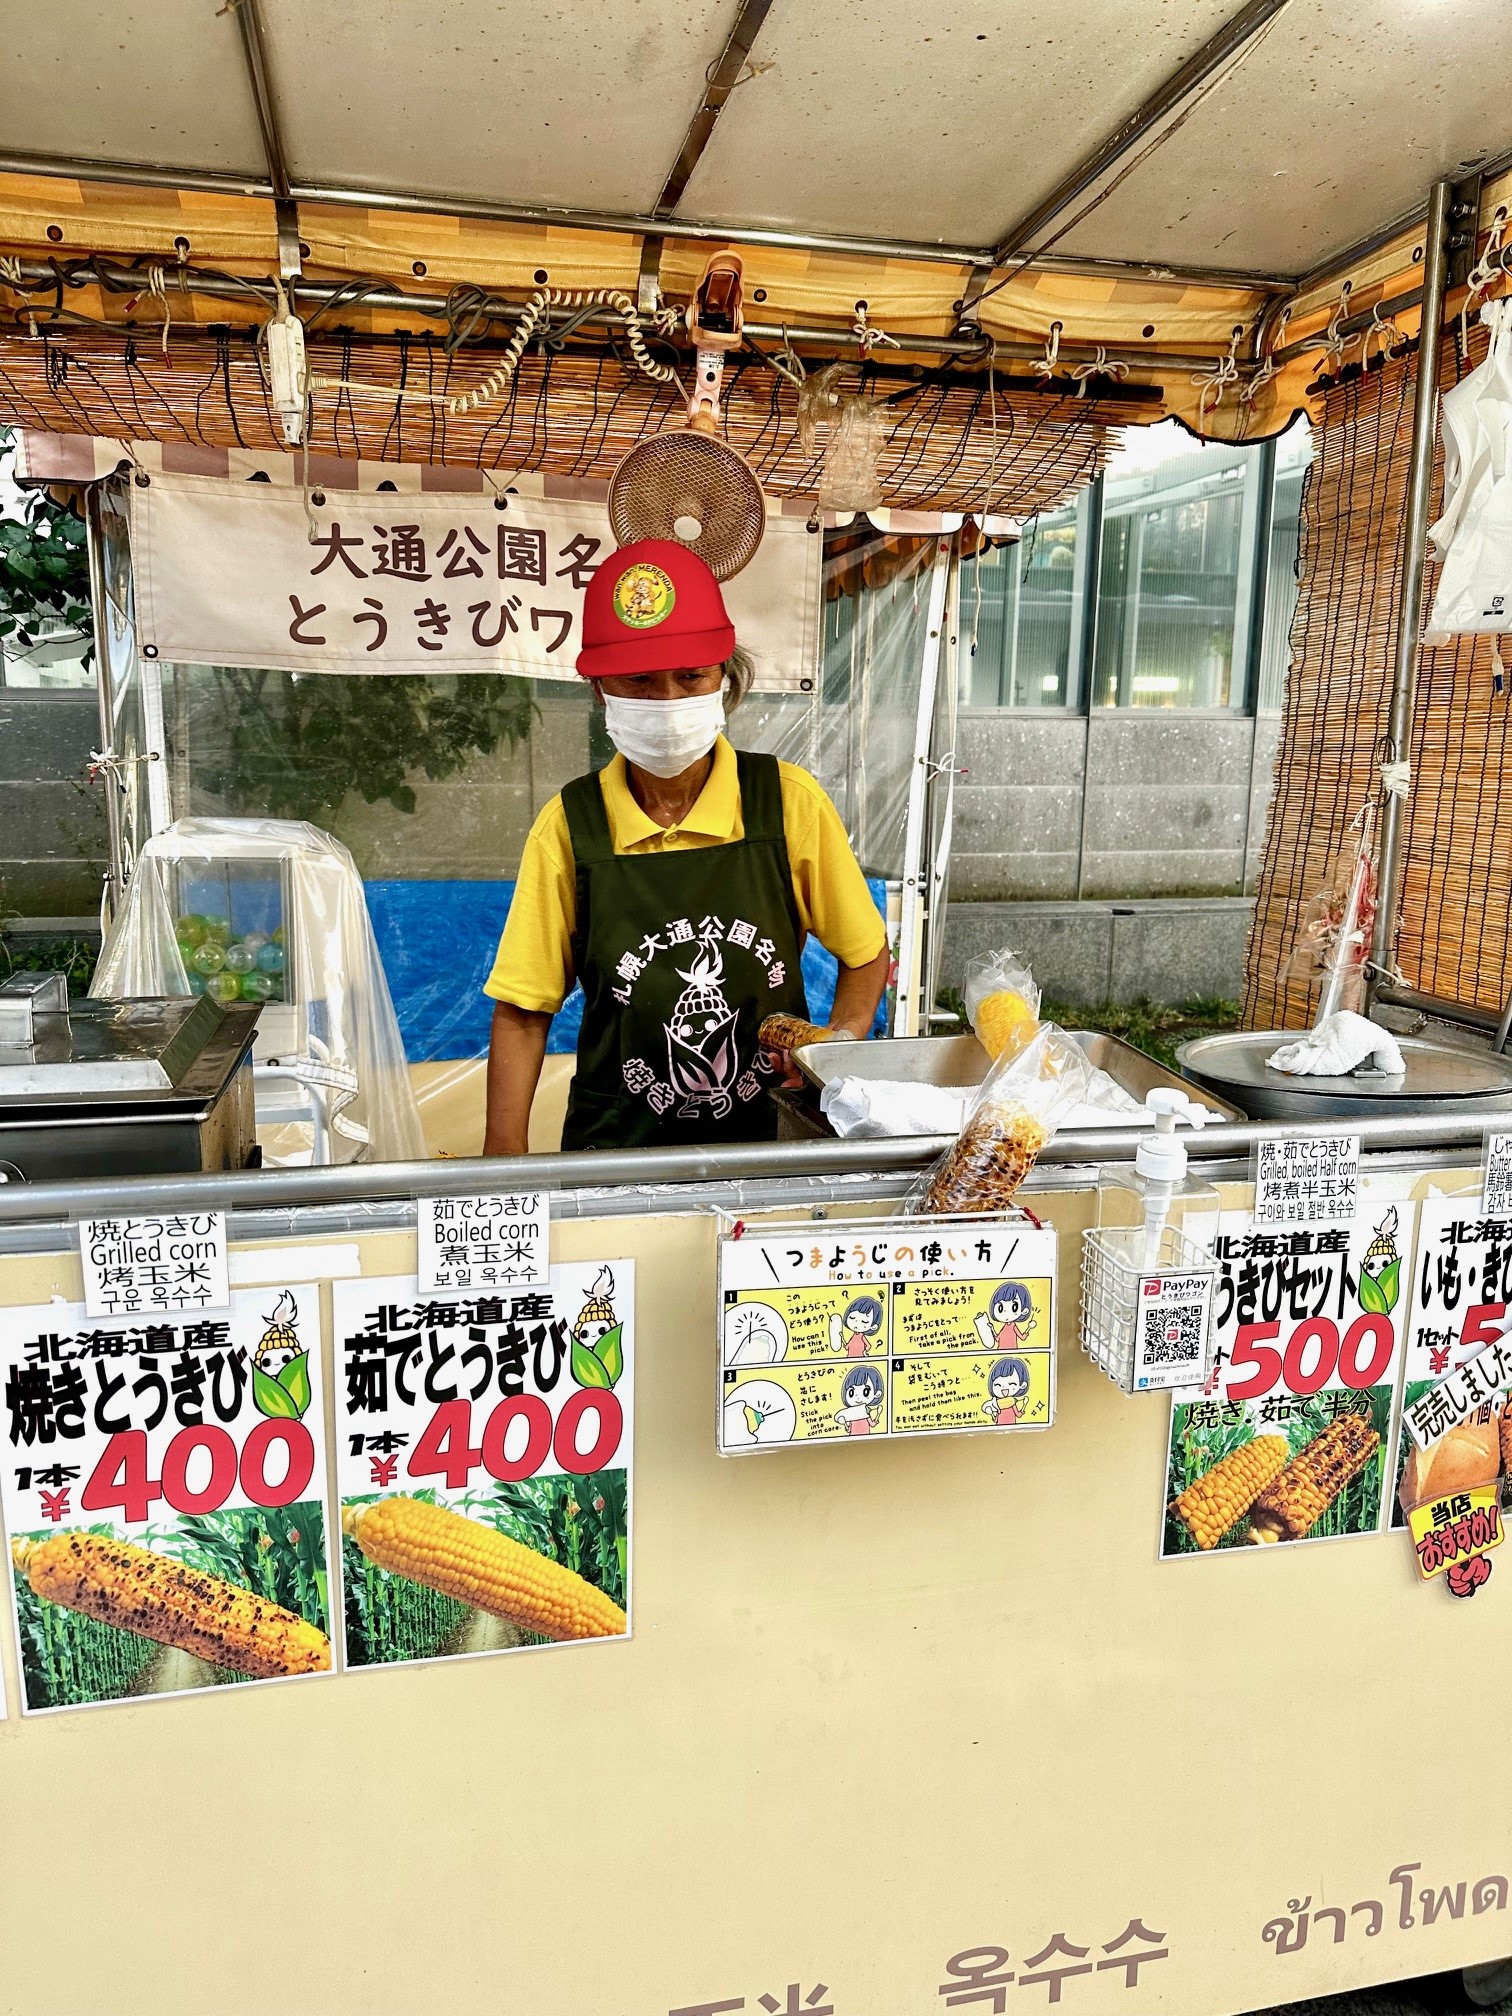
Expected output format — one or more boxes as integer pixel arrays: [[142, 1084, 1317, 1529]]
[[892, 540, 953, 1037], [83, 487, 125, 924], [1368, 178, 1454, 999]]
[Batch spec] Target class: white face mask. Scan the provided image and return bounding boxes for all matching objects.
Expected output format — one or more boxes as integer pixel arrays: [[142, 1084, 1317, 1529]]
[[603, 691, 726, 778]]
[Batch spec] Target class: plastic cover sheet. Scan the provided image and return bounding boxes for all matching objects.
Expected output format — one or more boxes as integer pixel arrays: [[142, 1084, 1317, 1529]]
[[730, 527, 942, 884], [91, 816, 426, 1165]]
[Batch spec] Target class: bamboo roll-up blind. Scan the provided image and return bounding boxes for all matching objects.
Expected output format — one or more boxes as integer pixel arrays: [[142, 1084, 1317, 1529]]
[[0, 325, 1118, 517], [1243, 325, 1512, 1028]]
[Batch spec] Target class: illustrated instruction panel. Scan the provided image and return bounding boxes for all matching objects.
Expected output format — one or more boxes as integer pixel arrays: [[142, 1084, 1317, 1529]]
[[717, 1218, 1058, 1453]]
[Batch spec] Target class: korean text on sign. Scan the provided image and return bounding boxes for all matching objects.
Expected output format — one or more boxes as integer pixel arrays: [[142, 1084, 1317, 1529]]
[[78, 1212, 229, 1318], [418, 1192, 549, 1294]]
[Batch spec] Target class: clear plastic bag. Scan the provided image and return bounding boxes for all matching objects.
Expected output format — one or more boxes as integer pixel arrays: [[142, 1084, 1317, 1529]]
[[796, 364, 891, 512], [914, 1024, 1092, 1216], [963, 945, 1042, 1062], [91, 816, 425, 1166], [1282, 807, 1376, 1022]]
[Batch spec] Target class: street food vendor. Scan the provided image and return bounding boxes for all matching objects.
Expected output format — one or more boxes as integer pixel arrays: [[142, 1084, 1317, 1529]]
[[483, 539, 889, 1153]]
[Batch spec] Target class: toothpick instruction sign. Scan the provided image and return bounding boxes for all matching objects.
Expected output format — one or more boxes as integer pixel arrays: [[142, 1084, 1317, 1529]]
[[0, 1286, 335, 1713], [417, 1192, 549, 1294], [78, 1211, 229, 1319], [716, 1217, 1058, 1453], [1252, 1135, 1361, 1228], [333, 1264, 633, 1671]]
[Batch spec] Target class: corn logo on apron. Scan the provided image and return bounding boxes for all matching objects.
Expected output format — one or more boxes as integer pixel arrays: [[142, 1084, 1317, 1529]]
[[560, 749, 809, 1150]]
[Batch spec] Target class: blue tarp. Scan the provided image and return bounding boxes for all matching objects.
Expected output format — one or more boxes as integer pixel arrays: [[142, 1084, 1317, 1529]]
[[364, 877, 888, 1063]]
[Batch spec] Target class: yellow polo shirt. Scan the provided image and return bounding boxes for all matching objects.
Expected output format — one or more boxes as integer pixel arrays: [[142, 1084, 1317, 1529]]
[[485, 737, 887, 1015]]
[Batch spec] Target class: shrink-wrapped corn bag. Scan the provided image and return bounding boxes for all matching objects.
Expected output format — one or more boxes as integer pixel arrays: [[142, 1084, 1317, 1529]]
[[963, 946, 1041, 1063], [915, 1024, 1091, 1217]]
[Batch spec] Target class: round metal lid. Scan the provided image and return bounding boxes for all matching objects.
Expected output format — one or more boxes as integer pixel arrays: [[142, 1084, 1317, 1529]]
[[1177, 1031, 1512, 1102]]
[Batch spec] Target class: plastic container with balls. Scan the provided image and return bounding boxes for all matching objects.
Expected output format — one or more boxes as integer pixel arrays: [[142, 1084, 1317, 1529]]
[[165, 856, 297, 1057]]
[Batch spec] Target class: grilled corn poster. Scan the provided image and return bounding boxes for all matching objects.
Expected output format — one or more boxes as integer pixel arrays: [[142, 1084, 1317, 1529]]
[[1390, 1196, 1512, 1535], [332, 1265, 633, 1668], [0, 1286, 336, 1713], [717, 1219, 1057, 1453], [1161, 1205, 1413, 1557]]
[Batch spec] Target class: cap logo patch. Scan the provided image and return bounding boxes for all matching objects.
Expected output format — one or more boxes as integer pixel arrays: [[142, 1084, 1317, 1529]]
[[612, 561, 676, 629]]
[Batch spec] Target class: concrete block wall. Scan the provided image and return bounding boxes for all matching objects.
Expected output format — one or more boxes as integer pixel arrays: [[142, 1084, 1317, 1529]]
[[0, 691, 106, 919], [952, 709, 1280, 902], [941, 898, 1256, 1009]]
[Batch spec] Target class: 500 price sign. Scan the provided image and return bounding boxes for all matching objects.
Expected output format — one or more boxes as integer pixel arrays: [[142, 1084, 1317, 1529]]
[[0, 1287, 337, 1714], [1160, 1207, 1411, 1558], [333, 1266, 635, 1673]]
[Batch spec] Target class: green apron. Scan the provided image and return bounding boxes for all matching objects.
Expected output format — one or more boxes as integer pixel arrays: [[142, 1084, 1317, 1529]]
[[560, 750, 810, 1151]]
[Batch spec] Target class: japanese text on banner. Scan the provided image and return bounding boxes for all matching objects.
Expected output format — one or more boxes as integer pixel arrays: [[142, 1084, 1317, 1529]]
[[418, 1192, 549, 1294], [79, 1211, 229, 1319]]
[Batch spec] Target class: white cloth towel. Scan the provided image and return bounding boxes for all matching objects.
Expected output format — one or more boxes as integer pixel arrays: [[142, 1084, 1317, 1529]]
[[820, 1077, 970, 1139], [1265, 1011, 1406, 1078]]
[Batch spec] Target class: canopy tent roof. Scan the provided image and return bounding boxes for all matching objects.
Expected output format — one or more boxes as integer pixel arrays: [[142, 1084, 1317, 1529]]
[[2, 0, 1511, 464]]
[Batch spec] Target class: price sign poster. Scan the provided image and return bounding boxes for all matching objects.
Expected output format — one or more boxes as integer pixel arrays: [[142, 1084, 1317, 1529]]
[[1160, 1206, 1413, 1558], [333, 1264, 633, 1671], [717, 1219, 1057, 1453], [0, 1286, 335, 1713], [1391, 1198, 1512, 1532]]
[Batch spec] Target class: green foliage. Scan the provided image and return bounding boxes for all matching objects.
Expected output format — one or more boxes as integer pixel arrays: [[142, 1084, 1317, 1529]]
[[1040, 995, 1242, 1073], [342, 1531, 471, 1666], [0, 426, 92, 660], [252, 1352, 312, 1420], [192, 666, 538, 823], [571, 1321, 624, 1390], [0, 935, 99, 991], [13, 1553, 156, 1710]]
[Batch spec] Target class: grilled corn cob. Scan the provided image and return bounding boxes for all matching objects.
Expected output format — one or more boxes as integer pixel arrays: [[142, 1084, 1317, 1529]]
[[1248, 1413, 1380, 1542], [758, 1014, 832, 1054], [13, 1532, 331, 1677], [344, 1497, 626, 1641], [1171, 1435, 1289, 1549]]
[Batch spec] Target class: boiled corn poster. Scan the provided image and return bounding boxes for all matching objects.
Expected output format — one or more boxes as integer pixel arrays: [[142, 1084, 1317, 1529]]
[[1160, 1205, 1413, 1557], [332, 1265, 633, 1669], [1391, 1195, 1512, 1534], [0, 1285, 336, 1712], [717, 1218, 1058, 1453]]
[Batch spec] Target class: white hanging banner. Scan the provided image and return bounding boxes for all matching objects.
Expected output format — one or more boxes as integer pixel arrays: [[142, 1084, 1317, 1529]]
[[127, 470, 821, 690]]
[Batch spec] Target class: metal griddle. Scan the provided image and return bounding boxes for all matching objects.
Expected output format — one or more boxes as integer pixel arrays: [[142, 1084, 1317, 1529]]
[[1177, 1030, 1512, 1121]]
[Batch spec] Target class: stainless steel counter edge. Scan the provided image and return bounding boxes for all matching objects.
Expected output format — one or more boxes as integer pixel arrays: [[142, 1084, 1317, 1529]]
[[0, 1105, 1504, 1223]]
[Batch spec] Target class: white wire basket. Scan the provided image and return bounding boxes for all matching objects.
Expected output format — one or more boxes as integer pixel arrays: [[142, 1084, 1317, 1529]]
[[1080, 1222, 1217, 1395]]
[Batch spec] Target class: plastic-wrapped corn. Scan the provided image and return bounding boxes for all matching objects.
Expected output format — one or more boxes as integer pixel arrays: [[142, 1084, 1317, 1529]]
[[974, 988, 1039, 1063], [1249, 1413, 1379, 1542], [919, 1107, 1048, 1216], [1170, 1436, 1288, 1550]]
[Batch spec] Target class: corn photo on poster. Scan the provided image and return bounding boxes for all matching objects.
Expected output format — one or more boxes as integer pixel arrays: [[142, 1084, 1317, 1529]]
[[1160, 1206, 1413, 1558], [332, 1266, 632, 1670], [0, 1286, 336, 1712]]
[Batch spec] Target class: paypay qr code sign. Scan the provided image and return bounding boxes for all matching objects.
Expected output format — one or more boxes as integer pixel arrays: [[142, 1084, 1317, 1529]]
[[1132, 1270, 1216, 1392]]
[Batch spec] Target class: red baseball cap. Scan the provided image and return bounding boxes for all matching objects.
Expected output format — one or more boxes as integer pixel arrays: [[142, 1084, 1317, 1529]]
[[576, 538, 736, 679]]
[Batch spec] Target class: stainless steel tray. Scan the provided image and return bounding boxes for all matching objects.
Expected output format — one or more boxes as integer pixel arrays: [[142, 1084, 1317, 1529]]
[[792, 1031, 1242, 1125], [1179, 1030, 1512, 1121]]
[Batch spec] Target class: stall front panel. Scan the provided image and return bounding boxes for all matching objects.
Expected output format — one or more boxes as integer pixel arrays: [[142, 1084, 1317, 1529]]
[[0, 1171, 1502, 2016]]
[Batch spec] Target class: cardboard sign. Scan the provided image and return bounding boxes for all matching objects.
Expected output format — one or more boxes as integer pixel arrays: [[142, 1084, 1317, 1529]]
[[0, 1286, 335, 1712], [1253, 1134, 1361, 1228], [78, 1211, 229, 1319], [717, 1217, 1058, 1453], [417, 1192, 549, 1294], [333, 1266, 632, 1670]]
